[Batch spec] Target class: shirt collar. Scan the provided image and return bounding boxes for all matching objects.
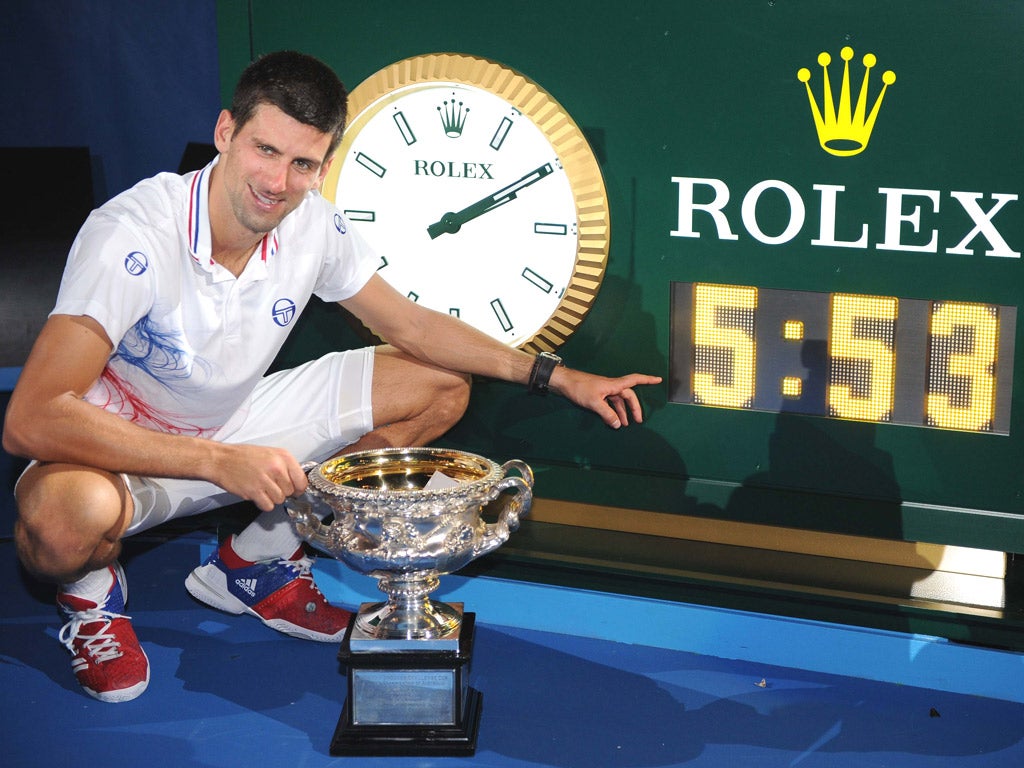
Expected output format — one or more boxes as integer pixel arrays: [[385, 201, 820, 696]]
[[186, 156, 279, 277]]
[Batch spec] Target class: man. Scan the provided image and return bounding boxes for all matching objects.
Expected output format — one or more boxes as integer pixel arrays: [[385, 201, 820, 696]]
[[2, 51, 661, 703]]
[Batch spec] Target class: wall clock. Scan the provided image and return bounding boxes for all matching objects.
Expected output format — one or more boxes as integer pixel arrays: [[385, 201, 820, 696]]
[[321, 53, 610, 353]]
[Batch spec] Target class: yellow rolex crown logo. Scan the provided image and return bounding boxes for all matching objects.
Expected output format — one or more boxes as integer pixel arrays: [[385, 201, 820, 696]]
[[797, 46, 895, 157]]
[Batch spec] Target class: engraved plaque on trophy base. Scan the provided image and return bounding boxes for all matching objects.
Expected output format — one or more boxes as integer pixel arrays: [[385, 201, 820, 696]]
[[331, 605, 481, 757]]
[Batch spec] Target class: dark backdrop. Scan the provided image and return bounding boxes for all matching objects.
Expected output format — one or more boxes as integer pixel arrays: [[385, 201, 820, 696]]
[[1, 0, 221, 205]]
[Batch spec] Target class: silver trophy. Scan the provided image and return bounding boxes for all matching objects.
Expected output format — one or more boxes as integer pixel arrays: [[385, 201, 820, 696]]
[[284, 446, 534, 756]]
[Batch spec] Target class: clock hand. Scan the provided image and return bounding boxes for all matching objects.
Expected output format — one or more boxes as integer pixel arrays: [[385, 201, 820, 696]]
[[427, 163, 554, 239]]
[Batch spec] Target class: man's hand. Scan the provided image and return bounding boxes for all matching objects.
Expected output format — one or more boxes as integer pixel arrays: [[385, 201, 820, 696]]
[[550, 368, 663, 429], [211, 444, 309, 511]]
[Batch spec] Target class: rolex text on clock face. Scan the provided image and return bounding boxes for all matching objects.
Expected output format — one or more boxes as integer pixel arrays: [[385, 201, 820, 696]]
[[328, 81, 583, 349]]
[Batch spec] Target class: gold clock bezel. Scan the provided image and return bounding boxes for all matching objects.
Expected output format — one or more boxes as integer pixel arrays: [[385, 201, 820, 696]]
[[321, 52, 610, 353]]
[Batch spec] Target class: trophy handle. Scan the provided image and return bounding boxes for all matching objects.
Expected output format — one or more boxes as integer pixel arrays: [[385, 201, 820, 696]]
[[285, 462, 344, 548], [474, 460, 535, 558], [285, 495, 335, 546]]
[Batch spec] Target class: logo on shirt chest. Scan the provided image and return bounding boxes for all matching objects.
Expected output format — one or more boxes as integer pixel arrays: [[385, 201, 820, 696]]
[[272, 298, 297, 327]]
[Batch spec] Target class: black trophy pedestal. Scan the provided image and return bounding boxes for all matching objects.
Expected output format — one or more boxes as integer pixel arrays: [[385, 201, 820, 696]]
[[331, 606, 481, 757]]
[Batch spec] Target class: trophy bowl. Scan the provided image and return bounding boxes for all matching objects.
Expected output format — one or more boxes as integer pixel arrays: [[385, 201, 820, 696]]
[[286, 447, 533, 640]]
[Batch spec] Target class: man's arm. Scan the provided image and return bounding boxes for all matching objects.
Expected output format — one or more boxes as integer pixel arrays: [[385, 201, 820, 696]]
[[340, 275, 662, 428], [2, 315, 306, 511]]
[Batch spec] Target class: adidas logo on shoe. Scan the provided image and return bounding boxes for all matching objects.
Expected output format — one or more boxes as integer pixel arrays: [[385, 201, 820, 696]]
[[185, 536, 352, 642], [235, 577, 257, 597]]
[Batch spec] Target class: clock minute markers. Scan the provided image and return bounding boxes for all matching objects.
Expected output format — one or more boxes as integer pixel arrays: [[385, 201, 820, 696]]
[[427, 163, 554, 239]]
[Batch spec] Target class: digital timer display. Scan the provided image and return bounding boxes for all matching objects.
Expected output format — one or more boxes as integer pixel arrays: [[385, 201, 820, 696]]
[[669, 282, 1016, 434]]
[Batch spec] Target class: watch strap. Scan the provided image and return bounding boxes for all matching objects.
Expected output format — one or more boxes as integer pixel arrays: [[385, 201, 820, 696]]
[[528, 352, 562, 395]]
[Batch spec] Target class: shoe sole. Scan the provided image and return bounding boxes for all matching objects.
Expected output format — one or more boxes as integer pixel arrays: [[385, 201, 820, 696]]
[[85, 671, 150, 703], [184, 563, 344, 643]]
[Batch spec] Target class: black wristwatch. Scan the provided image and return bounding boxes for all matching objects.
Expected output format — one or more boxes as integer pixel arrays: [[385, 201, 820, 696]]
[[527, 351, 563, 395]]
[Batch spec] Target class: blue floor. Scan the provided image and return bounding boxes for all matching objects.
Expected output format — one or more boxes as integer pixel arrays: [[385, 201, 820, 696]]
[[3, 523, 1024, 768]]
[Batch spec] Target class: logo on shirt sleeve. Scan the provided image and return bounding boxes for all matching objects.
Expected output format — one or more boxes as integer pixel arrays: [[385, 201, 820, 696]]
[[124, 251, 150, 276], [334, 212, 347, 234], [272, 298, 297, 327]]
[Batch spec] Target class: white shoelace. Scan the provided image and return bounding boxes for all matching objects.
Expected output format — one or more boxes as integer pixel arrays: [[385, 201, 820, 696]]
[[58, 609, 130, 663], [284, 555, 316, 583]]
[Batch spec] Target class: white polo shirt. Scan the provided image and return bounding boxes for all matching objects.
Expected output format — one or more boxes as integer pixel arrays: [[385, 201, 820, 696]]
[[52, 159, 379, 438]]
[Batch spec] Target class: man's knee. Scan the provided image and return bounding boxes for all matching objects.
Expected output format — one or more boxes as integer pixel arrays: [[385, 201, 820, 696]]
[[373, 348, 470, 418], [433, 368, 472, 428], [14, 463, 130, 582], [406, 365, 471, 437]]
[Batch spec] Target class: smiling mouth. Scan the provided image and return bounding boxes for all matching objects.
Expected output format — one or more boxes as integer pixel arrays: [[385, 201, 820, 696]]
[[251, 187, 282, 209]]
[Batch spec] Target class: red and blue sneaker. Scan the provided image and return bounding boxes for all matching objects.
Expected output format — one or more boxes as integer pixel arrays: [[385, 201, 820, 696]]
[[56, 562, 150, 703], [184, 536, 351, 642]]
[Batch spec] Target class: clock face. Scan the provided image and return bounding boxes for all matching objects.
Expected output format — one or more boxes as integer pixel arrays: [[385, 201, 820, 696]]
[[321, 54, 609, 352]]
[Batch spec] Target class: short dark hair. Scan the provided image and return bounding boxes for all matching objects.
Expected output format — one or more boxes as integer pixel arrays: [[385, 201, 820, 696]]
[[229, 51, 348, 160]]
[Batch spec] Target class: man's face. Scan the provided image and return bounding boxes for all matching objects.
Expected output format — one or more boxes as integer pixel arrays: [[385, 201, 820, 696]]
[[213, 103, 334, 237]]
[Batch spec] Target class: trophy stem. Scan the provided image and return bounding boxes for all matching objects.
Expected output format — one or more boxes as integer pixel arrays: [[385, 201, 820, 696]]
[[355, 573, 462, 639]]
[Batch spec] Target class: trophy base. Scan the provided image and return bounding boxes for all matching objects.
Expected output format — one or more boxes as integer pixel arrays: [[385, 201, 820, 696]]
[[331, 607, 481, 757]]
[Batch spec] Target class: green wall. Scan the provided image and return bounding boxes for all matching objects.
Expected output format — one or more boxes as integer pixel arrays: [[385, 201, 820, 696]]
[[216, 0, 1024, 553]]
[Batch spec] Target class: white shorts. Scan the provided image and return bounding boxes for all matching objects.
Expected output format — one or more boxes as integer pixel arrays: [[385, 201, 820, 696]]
[[116, 348, 374, 535]]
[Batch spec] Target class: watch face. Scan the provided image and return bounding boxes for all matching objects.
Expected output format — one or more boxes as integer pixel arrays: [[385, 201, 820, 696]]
[[322, 54, 609, 352]]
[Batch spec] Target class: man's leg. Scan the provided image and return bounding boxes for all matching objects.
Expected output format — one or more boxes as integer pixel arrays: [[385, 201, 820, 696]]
[[14, 462, 149, 703], [337, 344, 472, 453]]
